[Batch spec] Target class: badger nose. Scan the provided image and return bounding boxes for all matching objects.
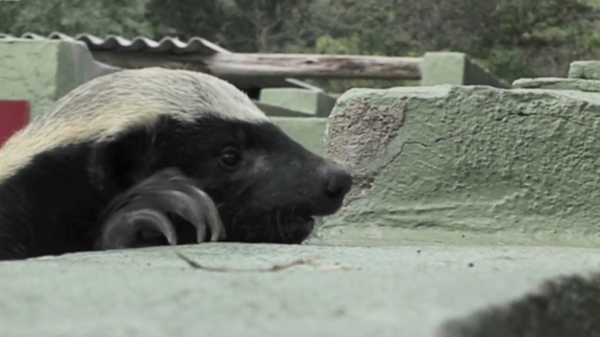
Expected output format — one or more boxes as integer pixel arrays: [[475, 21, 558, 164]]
[[325, 166, 352, 198], [318, 160, 353, 214]]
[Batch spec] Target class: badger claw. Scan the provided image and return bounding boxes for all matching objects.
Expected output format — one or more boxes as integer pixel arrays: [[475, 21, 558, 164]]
[[158, 172, 226, 242], [100, 207, 177, 249], [99, 168, 226, 250]]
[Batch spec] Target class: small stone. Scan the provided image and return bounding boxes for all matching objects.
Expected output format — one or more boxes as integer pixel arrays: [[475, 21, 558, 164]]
[[513, 77, 600, 93], [568, 60, 600, 80]]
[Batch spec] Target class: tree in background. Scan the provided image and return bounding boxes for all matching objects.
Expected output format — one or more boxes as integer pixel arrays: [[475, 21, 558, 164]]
[[424, 0, 588, 82], [0, 0, 153, 37], [0, 0, 599, 91], [147, 0, 319, 53]]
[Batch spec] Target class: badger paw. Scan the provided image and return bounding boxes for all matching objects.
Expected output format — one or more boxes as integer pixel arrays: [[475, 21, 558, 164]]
[[98, 168, 227, 250]]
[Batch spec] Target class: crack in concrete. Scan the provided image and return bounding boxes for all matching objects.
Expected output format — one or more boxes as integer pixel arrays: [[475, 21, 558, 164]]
[[374, 136, 452, 178], [508, 110, 587, 126]]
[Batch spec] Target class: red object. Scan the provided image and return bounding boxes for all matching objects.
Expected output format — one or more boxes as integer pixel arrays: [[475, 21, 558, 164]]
[[0, 100, 29, 148]]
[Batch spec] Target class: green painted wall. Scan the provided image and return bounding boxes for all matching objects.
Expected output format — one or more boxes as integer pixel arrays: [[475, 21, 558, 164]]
[[0, 39, 119, 120], [260, 88, 337, 117], [569, 60, 600, 80], [271, 117, 327, 156], [421, 52, 509, 88], [318, 84, 600, 247], [513, 77, 600, 93]]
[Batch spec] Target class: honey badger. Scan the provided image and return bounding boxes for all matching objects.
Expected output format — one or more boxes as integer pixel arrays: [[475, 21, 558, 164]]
[[0, 67, 352, 260], [435, 270, 600, 337]]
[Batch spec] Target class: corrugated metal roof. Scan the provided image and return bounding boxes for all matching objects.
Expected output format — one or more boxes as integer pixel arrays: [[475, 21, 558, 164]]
[[0, 32, 227, 55], [0, 32, 323, 91]]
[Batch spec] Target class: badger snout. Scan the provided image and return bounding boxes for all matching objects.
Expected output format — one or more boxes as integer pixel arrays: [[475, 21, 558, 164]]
[[314, 160, 353, 215]]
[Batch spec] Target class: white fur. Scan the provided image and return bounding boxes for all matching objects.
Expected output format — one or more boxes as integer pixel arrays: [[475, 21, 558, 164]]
[[0, 67, 269, 182]]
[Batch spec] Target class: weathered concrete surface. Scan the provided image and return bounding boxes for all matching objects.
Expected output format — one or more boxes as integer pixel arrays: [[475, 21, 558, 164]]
[[320, 85, 600, 246], [259, 88, 337, 117], [0, 39, 119, 119], [568, 60, 600, 80], [513, 77, 600, 92], [271, 117, 327, 156], [3, 243, 600, 337], [421, 52, 509, 88]]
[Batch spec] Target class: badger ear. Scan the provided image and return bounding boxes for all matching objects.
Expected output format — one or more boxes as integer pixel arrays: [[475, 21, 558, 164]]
[[88, 129, 155, 194]]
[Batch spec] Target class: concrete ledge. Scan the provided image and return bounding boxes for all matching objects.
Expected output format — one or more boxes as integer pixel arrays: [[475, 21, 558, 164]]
[[254, 101, 316, 117], [0, 39, 120, 119], [421, 52, 509, 88], [4, 243, 600, 337], [271, 117, 327, 156], [319, 85, 600, 245], [259, 88, 337, 117], [568, 60, 600, 80], [512, 77, 600, 93]]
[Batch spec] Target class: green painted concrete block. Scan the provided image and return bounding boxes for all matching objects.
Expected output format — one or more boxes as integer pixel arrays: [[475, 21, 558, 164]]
[[421, 52, 509, 88], [318, 85, 600, 246], [259, 88, 337, 117], [512, 77, 600, 92], [0, 39, 119, 119], [271, 117, 327, 156], [254, 101, 315, 117], [568, 60, 600, 80]]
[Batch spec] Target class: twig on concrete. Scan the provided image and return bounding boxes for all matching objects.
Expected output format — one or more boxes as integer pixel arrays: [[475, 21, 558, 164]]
[[175, 251, 354, 273], [312, 263, 354, 272]]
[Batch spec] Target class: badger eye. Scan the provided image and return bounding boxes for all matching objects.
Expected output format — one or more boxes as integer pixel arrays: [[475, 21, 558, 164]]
[[218, 147, 241, 170]]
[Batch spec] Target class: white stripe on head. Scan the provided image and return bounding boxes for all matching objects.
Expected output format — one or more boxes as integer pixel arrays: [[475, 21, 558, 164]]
[[0, 67, 270, 182]]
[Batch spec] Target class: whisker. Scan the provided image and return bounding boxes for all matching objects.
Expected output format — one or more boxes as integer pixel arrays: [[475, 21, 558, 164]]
[[276, 209, 287, 242], [229, 206, 245, 232]]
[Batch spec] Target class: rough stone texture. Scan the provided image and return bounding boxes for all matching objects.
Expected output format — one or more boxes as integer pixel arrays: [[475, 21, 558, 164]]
[[259, 88, 337, 117], [3, 243, 600, 337], [421, 52, 509, 88], [568, 60, 600, 80], [513, 77, 600, 92], [271, 117, 327, 156], [0, 39, 119, 119], [319, 85, 600, 246]]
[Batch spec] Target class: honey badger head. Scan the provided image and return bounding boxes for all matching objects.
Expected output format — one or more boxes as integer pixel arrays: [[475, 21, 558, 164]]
[[0, 67, 352, 259]]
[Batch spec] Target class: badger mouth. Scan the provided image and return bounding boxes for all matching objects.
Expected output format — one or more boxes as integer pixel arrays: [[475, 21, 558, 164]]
[[275, 214, 316, 243], [216, 208, 317, 244], [232, 211, 316, 244], [288, 215, 315, 227]]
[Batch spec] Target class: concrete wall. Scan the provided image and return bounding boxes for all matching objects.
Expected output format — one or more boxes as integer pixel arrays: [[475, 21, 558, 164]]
[[421, 52, 509, 88], [0, 39, 119, 120], [271, 117, 327, 156], [258, 52, 507, 122], [319, 84, 600, 246], [513, 61, 600, 93], [259, 88, 337, 117]]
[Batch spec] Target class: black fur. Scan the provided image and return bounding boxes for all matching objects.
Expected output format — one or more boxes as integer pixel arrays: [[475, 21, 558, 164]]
[[0, 114, 352, 260], [436, 271, 600, 337], [98, 167, 225, 250]]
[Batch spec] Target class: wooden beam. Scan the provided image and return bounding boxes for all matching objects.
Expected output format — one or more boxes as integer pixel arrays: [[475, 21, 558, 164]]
[[91, 51, 422, 80], [187, 53, 423, 80], [89, 52, 309, 91]]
